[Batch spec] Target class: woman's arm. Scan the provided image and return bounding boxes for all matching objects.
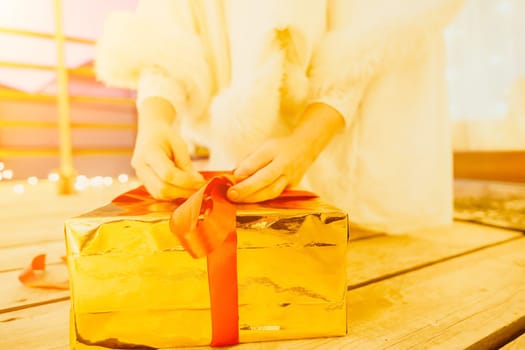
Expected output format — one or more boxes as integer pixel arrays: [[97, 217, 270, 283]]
[[309, 0, 464, 127], [227, 0, 464, 203], [95, 0, 211, 198], [132, 96, 204, 199]]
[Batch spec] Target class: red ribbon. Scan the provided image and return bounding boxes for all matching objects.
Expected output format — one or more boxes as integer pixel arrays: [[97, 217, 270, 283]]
[[167, 172, 316, 346], [169, 175, 239, 346], [18, 254, 69, 290]]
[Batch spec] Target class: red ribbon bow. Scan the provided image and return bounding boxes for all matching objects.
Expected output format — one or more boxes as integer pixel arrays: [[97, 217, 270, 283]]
[[167, 172, 316, 346]]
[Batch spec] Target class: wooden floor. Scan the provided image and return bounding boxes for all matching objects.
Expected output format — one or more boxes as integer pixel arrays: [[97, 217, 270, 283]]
[[1, 180, 524, 349]]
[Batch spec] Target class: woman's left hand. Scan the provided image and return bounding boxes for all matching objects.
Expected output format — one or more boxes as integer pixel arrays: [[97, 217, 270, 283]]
[[227, 102, 345, 203]]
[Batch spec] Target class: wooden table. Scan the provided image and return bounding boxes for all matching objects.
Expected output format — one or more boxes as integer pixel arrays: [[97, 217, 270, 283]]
[[1, 180, 524, 349]]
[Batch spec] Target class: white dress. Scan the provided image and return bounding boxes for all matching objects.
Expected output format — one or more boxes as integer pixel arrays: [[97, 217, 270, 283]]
[[96, 0, 463, 234]]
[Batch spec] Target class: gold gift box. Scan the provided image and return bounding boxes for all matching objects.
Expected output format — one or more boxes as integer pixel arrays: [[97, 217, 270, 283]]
[[65, 191, 348, 349]]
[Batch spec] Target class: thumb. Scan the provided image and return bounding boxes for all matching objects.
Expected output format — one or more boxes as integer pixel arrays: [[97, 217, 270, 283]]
[[168, 134, 204, 180]]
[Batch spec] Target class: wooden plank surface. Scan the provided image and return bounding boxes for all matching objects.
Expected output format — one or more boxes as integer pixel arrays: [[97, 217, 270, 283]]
[[0, 241, 65, 272], [0, 268, 69, 313], [2, 237, 524, 349], [501, 333, 525, 350], [346, 221, 521, 287], [0, 181, 137, 247], [0, 301, 70, 350], [344, 237, 525, 349]]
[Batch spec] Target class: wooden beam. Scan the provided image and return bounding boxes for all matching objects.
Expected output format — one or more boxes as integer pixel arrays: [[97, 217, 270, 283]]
[[0, 148, 133, 157], [0, 26, 95, 45], [54, 0, 75, 194], [0, 120, 136, 130], [0, 61, 95, 78], [0, 89, 135, 106], [454, 151, 525, 183]]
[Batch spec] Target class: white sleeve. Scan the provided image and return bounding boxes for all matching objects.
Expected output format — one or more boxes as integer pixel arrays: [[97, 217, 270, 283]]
[[95, 0, 212, 118], [136, 67, 186, 113], [309, 0, 464, 126]]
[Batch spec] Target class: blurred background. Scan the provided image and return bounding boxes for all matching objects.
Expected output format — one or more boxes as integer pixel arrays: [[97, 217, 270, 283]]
[[0, 0, 136, 190], [0, 0, 524, 193]]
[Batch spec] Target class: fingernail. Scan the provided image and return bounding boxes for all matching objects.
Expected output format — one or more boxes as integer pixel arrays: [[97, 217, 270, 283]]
[[228, 189, 239, 200]]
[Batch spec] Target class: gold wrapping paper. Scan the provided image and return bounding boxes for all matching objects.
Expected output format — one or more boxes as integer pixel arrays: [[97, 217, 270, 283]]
[[65, 195, 348, 349]]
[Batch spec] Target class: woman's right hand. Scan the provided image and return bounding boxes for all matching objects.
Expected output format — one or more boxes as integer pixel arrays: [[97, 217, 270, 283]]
[[132, 97, 205, 199]]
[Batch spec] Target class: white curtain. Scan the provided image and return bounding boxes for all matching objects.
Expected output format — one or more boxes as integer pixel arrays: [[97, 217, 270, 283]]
[[445, 0, 525, 150]]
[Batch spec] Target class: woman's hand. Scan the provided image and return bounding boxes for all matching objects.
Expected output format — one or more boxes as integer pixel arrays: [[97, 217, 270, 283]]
[[228, 136, 314, 203], [227, 103, 345, 203], [132, 97, 205, 199]]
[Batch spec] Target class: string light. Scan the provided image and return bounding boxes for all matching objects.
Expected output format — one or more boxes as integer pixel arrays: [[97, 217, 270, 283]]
[[0, 163, 13, 181], [103, 176, 113, 186], [0, 163, 134, 195], [90, 176, 104, 188], [118, 174, 129, 183], [74, 175, 89, 191], [2, 169, 13, 180], [48, 172, 60, 182], [27, 176, 39, 186], [13, 184, 25, 194]]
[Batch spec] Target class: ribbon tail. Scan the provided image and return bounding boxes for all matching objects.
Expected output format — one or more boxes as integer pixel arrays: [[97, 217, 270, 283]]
[[170, 175, 240, 345], [18, 254, 69, 290], [207, 231, 239, 346]]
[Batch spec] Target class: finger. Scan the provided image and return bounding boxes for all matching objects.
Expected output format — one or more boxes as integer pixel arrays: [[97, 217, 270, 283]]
[[135, 165, 197, 200], [228, 162, 282, 201], [147, 151, 204, 189], [231, 175, 288, 203], [234, 146, 274, 177], [168, 134, 197, 173], [136, 165, 197, 200]]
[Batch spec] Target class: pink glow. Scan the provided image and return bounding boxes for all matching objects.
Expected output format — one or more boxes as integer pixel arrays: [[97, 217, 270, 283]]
[[0, 0, 137, 92]]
